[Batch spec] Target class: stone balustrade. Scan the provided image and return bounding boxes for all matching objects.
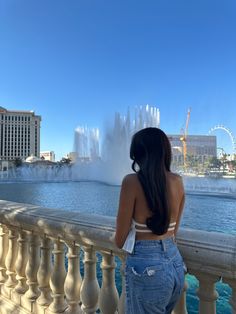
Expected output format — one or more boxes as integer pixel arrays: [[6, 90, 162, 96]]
[[0, 199, 235, 314]]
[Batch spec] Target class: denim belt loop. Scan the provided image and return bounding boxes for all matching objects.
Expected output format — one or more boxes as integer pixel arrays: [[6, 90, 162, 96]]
[[161, 240, 166, 251]]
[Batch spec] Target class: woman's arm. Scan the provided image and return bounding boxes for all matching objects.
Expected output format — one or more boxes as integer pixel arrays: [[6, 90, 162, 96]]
[[115, 175, 136, 248], [174, 177, 185, 238]]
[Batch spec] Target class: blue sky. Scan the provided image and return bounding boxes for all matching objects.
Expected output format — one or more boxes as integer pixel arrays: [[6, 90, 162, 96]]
[[0, 0, 236, 160]]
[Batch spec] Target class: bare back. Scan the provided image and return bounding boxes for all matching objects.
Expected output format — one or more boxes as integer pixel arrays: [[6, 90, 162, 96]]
[[131, 171, 185, 240], [115, 170, 185, 249]]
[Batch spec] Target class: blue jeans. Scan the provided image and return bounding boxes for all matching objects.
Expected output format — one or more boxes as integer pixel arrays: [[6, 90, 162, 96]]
[[125, 237, 185, 314]]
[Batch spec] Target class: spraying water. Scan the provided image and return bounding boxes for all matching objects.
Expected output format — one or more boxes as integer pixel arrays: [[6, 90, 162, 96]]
[[72, 105, 160, 183]]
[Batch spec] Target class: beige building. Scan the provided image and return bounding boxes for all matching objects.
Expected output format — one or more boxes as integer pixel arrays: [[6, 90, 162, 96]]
[[40, 151, 55, 162], [66, 152, 78, 163], [169, 134, 217, 165], [0, 106, 41, 161]]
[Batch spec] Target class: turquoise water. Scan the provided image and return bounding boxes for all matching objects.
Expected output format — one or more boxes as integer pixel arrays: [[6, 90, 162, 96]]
[[0, 180, 235, 313]]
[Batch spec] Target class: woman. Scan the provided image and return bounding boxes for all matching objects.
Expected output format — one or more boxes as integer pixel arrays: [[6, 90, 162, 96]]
[[115, 127, 185, 314]]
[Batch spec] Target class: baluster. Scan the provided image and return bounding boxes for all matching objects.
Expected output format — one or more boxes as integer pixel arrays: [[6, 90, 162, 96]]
[[64, 241, 82, 314], [21, 232, 40, 311], [48, 238, 67, 313], [224, 279, 236, 313], [195, 273, 219, 314], [99, 251, 119, 314], [12, 230, 29, 304], [80, 246, 100, 314], [118, 256, 126, 314], [2, 227, 18, 298], [0, 224, 9, 285], [37, 235, 53, 308], [173, 279, 188, 314]]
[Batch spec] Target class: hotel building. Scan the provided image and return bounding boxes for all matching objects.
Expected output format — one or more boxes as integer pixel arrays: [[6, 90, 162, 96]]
[[0, 106, 41, 161], [169, 134, 217, 164]]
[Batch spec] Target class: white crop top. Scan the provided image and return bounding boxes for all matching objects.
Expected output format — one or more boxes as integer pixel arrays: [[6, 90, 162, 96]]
[[122, 219, 176, 253]]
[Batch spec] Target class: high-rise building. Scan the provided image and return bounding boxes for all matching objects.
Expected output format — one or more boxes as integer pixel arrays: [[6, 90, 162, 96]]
[[0, 106, 41, 161]]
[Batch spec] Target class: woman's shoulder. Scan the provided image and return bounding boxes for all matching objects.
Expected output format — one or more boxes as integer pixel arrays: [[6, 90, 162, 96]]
[[122, 173, 138, 185], [167, 172, 184, 189], [167, 171, 183, 180], [120, 173, 140, 196]]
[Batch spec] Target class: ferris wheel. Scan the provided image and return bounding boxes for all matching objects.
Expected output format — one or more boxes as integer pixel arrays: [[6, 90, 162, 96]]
[[208, 125, 236, 154]]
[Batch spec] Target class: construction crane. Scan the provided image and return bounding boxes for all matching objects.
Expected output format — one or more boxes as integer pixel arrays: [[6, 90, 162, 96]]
[[180, 108, 191, 169]]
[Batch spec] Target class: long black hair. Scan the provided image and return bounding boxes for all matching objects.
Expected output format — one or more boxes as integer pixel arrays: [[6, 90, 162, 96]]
[[130, 127, 172, 235]]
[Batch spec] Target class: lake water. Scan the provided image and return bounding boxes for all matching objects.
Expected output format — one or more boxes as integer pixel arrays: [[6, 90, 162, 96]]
[[0, 179, 235, 313]]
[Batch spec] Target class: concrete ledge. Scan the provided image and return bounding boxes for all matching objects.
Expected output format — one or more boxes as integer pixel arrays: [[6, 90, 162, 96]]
[[0, 199, 235, 281]]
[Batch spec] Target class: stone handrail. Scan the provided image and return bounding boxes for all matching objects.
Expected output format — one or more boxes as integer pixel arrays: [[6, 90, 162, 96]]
[[0, 199, 235, 314]]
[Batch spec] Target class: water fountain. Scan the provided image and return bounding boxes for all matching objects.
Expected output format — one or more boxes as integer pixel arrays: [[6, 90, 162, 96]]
[[72, 105, 160, 183], [74, 127, 100, 160], [2, 105, 236, 196]]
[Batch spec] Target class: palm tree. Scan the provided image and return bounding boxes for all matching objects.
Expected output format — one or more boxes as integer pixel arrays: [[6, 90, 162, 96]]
[[60, 157, 72, 165]]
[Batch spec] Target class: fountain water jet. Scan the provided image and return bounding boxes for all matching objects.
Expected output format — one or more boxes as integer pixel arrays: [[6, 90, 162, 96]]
[[74, 127, 100, 160], [72, 105, 161, 183]]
